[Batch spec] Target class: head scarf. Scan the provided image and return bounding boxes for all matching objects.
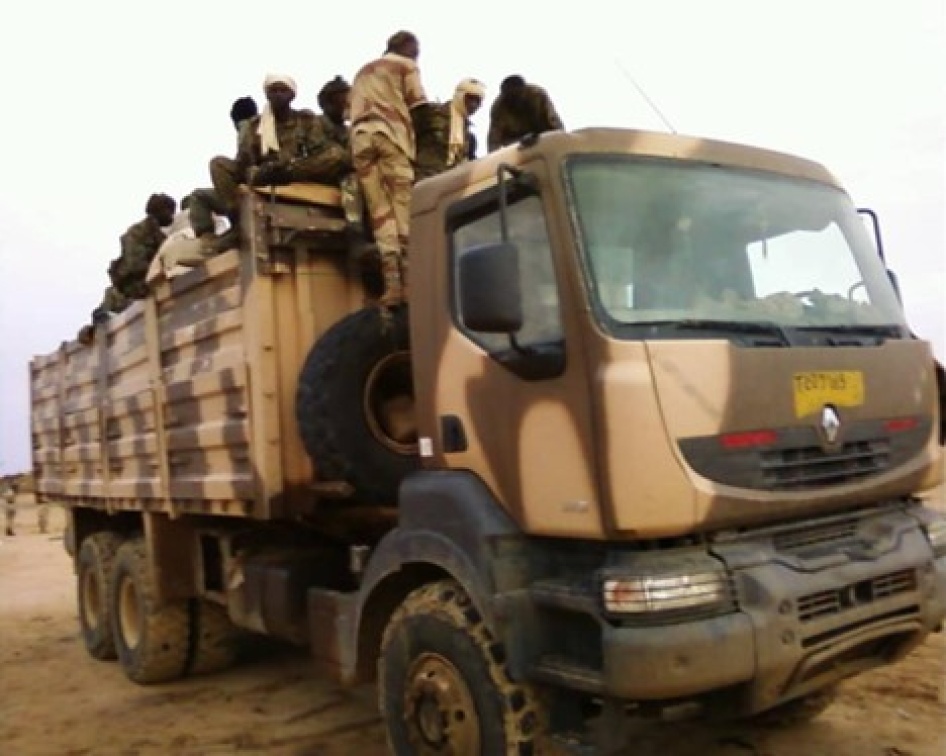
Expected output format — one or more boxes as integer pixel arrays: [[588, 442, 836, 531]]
[[449, 78, 486, 166], [259, 74, 298, 155]]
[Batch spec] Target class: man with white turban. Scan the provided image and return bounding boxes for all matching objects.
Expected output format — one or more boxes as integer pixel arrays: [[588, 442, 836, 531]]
[[413, 77, 486, 181], [189, 74, 352, 254]]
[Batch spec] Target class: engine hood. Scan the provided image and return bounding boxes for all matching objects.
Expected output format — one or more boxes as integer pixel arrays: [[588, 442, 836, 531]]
[[597, 338, 942, 537]]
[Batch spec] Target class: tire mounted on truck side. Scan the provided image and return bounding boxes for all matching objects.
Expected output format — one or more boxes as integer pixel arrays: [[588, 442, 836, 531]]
[[77, 531, 125, 660], [108, 537, 191, 684], [296, 306, 419, 504]]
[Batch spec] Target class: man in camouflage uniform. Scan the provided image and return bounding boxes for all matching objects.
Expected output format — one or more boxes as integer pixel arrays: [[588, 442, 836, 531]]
[[487, 75, 564, 152], [91, 193, 177, 321], [314, 76, 365, 234], [189, 74, 353, 253], [414, 77, 485, 180], [350, 31, 428, 310]]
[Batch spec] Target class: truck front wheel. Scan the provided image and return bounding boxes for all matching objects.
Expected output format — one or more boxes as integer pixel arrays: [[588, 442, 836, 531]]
[[379, 580, 545, 754], [77, 532, 124, 660], [109, 538, 190, 684]]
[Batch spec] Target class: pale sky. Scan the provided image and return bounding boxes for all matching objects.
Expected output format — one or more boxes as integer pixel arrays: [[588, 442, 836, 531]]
[[0, 0, 943, 474]]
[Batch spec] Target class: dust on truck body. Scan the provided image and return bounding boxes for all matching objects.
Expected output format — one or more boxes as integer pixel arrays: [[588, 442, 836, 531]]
[[31, 128, 946, 752]]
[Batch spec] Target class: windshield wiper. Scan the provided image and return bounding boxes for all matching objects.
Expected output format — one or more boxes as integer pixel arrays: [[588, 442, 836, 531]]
[[793, 323, 903, 345], [627, 319, 792, 346]]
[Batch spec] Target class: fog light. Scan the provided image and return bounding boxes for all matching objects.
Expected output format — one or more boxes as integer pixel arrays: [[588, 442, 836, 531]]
[[602, 571, 733, 614], [923, 518, 946, 559]]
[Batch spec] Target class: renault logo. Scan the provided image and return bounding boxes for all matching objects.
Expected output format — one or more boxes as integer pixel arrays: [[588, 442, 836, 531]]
[[821, 405, 841, 444]]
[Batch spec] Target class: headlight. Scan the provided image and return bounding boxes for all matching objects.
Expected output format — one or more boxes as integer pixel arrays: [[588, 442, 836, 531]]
[[923, 518, 946, 559], [602, 571, 733, 615]]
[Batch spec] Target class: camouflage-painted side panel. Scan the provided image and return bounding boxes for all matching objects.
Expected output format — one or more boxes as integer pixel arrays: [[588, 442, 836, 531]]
[[30, 188, 363, 520]]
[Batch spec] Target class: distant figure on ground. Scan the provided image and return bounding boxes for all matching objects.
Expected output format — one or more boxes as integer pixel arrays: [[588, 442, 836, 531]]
[[189, 74, 352, 255], [487, 74, 564, 151], [4, 481, 16, 537], [414, 77, 485, 180], [36, 500, 49, 534], [350, 30, 428, 309]]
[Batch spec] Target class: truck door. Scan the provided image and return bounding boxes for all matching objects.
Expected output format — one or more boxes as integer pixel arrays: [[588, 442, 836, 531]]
[[417, 168, 603, 538]]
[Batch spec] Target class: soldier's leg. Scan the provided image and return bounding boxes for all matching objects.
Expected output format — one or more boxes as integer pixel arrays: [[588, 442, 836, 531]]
[[377, 136, 415, 305], [209, 156, 244, 215], [291, 143, 351, 186], [37, 504, 48, 534], [188, 187, 228, 238]]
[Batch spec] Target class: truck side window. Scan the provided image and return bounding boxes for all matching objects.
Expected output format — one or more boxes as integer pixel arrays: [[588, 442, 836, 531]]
[[453, 195, 564, 356]]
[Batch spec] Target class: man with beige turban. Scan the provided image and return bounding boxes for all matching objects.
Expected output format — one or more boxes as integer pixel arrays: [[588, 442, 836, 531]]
[[414, 77, 486, 180], [189, 74, 352, 254]]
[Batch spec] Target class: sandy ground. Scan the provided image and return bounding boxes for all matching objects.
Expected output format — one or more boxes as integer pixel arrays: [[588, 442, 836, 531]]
[[1, 497, 944, 756]]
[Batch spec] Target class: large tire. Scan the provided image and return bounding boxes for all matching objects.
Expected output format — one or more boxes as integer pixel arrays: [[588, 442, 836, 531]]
[[76, 532, 124, 660], [109, 538, 190, 684], [379, 580, 545, 754], [188, 600, 241, 676], [296, 307, 420, 504]]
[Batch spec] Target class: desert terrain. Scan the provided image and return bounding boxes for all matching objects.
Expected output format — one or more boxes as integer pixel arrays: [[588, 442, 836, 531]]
[[1, 495, 943, 756]]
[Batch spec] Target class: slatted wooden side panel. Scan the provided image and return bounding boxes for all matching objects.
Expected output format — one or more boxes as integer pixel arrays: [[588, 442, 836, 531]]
[[30, 350, 65, 497], [155, 252, 255, 510]]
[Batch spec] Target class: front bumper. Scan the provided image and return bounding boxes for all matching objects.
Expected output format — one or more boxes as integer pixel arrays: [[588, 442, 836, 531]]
[[530, 507, 946, 713]]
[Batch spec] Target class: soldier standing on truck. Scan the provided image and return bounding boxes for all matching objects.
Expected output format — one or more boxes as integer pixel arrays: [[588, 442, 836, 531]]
[[487, 74, 564, 151], [189, 74, 354, 255], [350, 31, 428, 310], [413, 77, 486, 181]]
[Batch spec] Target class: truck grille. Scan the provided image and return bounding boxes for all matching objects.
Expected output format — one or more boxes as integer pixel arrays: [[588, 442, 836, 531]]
[[773, 518, 859, 556], [797, 569, 917, 623], [760, 439, 890, 490]]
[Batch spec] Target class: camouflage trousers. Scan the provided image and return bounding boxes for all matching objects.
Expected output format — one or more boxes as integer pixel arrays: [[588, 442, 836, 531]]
[[352, 131, 413, 304], [95, 285, 133, 318]]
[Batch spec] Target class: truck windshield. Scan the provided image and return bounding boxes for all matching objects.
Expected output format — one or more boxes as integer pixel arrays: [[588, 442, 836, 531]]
[[566, 156, 908, 343]]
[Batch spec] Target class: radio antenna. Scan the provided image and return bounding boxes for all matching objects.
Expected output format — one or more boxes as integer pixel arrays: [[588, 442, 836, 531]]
[[615, 58, 677, 134]]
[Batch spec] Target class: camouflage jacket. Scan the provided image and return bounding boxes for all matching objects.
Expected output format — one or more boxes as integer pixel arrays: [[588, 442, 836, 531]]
[[413, 102, 473, 181], [109, 216, 167, 299], [238, 108, 351, 182], [487, 84, 564, 152]]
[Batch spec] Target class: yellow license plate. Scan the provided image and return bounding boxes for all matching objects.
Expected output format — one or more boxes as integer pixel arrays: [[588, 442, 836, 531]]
[[793, 371, 864, 418]]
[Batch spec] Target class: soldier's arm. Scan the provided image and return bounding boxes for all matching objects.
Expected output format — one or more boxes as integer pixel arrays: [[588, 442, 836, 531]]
[[487, 104, 505, 152], [287, 117, 352, 182], [404, 62, 428, 111], [539, 90, 564, 132]]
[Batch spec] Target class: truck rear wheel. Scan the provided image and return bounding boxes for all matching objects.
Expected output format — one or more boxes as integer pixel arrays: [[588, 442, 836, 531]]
[[296, 306, 420, 504], [188, 600, 241, 676], [109, 538, 190, 684], [379, 580, 545, 754], [77, 532, 124, 660]]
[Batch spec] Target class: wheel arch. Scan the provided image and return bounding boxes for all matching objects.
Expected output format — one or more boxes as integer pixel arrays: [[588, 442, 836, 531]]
[[351, 470, 527, 684]]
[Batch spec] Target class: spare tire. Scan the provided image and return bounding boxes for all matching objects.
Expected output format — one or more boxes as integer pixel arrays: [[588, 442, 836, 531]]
[[296, 306, 419, 504]]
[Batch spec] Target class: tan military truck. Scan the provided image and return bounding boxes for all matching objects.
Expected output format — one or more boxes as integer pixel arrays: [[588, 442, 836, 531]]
[[31, 128, 946, 753]]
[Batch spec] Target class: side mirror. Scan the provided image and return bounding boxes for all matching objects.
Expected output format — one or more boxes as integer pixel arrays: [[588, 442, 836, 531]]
[[458, 241, 522, 333]]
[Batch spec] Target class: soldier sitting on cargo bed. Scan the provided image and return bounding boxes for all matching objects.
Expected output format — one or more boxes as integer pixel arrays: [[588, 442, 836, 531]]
[[189, 74, 354, 256], [413, 77, 485, 181], [78, 194, 177, 344]]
